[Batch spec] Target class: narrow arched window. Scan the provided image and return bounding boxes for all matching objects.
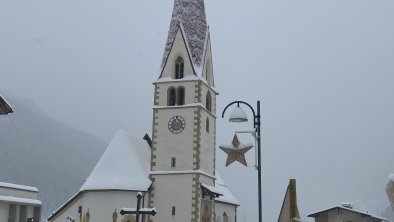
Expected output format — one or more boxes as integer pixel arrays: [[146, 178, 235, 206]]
[[206, 91, 212, 112], [177, 87, 185, 105], [206, 117, 209, 132], [175, 57, 184, 79], [168, 87, 176, 106]]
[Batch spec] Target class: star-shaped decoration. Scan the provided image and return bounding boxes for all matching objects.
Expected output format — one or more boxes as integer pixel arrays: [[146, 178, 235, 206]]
[[219, 134, 253, 167]]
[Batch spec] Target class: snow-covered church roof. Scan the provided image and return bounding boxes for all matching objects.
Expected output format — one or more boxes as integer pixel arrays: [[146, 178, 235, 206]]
[[214, 173, 239, 206], [162, 0, 207, 67], [79, 129, 238, 204], [80, 130, 152, 192]]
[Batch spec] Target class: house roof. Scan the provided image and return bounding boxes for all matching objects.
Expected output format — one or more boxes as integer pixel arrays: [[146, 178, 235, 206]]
[[80, 129, 152, 192], [162, 0, 207, 68], [0, 195, 41, 206], [308, 205, 388, 221], [0, 94, 13, 115], [214, 173, 239, 206], [0, 182, 38, 192]]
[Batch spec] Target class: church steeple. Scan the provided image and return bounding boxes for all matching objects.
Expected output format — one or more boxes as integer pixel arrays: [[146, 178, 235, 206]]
[[162, 0, 208, 69], [149, 1, 218, 221]]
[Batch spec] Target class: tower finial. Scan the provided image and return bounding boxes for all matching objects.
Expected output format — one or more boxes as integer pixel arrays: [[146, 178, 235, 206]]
[[162, 0, 208, 67]]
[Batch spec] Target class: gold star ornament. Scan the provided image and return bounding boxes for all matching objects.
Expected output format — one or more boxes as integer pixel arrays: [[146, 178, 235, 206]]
[[219, 134, 253, 167]]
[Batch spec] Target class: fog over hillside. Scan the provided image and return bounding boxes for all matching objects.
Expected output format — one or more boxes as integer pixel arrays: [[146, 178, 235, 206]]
[[0, 97, 107, 219]]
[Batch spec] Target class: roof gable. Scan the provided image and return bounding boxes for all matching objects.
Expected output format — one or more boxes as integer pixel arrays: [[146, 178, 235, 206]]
[[80, 130, 152, 192], [160, 26, 197, 79]]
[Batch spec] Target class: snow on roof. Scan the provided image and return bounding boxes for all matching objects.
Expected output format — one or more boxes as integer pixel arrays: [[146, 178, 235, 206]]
[[162, 0, 207, 68], [214, 172, 240, 206], [0, 195, 41, 205], [80, 129, 152, 192], [308, 205, 388, 221], [201, 183, 222, 196], [0, 182, 38, 192]]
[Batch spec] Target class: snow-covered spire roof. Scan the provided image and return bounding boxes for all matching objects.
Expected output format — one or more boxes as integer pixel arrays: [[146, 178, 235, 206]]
[[80, 129, 152, 192], [162, 0, 208, 68]]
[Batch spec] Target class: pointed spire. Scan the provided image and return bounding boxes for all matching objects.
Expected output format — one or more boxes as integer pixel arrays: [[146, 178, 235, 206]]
[[162, 0, 208, 68]]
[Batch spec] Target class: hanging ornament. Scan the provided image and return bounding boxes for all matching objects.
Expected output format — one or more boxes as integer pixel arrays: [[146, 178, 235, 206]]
[[219, 134, 253, 167]]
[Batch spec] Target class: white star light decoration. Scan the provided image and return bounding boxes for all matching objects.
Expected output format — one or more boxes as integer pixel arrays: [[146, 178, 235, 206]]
[[219, 134, 253, 167]]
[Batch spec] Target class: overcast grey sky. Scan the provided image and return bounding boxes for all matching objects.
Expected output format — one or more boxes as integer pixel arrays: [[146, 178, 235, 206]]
[[1, 0, 394, 221]]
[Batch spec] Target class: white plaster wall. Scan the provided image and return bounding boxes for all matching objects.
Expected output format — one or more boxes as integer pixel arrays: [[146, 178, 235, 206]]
[[161, 29, 195, 78], [26, 205, 34, 219], [50, 194, 82, 222], [51, 191, 145, 222], [153, 107, 196, 171], [151, 174, 193, 222], [214, 202, 237, 222], [0, 203, 9, 221], [83, 191, 141, 221], [199, 109, 215, 175], [200, 175, 215, 187], [326, 210, 382, 222], [199, 84, 216, 175]]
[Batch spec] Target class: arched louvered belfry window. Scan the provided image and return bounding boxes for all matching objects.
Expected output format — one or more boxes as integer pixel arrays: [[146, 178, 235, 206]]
[[206, 91, 212, 112], [177, 86, 185, 105], [168, 87, 176, 106], [175, 56, 184, 79]]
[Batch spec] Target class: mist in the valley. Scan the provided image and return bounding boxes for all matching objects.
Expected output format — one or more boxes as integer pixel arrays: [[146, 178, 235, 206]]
[[1, 0, 394, 221]]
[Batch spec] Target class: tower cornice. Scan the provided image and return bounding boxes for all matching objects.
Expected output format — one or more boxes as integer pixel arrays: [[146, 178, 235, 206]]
[[153, 76, 219, 95], [152, 103, 217, 119]]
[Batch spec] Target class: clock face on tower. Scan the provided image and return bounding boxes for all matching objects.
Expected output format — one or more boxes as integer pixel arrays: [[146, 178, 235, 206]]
[[168, 115, 186, 134]]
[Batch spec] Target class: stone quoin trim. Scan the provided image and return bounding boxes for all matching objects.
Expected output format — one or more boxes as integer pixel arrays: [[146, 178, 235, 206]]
[[151, 110, 159, 169], [191, 174, 201, 222], [193, 107, 202, 170], [154, 85, 160, 105], [196, 81, 202, 103]]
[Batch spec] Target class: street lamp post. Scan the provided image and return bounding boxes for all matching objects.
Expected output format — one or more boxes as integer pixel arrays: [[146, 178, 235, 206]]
[[222, 100, 262, 222]]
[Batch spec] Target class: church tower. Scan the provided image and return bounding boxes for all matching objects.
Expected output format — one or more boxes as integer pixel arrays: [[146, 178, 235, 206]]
[[149, 0, 219, 221]]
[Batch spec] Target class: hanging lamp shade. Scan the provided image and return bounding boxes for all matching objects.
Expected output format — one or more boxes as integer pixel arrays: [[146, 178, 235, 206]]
[[229, 106, 248, 123]]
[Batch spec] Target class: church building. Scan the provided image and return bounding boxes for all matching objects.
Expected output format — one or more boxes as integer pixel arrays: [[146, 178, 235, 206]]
[[48, 0, 239, 222]]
